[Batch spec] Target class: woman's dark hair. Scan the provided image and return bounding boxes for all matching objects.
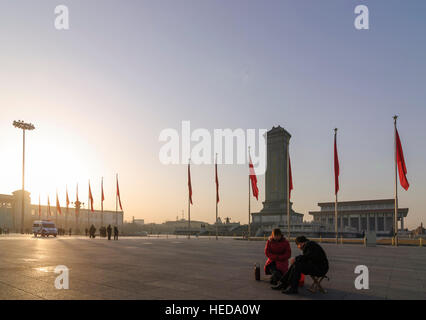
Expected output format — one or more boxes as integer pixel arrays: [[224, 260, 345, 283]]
[[271, 228, 283, 239], [295, 236, 308, 244]]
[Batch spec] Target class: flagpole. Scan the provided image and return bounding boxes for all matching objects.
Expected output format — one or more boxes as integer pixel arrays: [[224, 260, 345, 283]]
[[248, 147, 251, 241], [116, 174, 118, 226], [87, 180, 90, 230], [101, 177, 104, 227], [335, 128, 338, 244], [188, 193, 191, 239], [335, 193, 338, 243], [75, 184, 78, 232], [188, 159, 191, 240], [287, 142, 290, 239], [115, 173, 118, 222], [393, 115, 399, 247], [65, 186, 68, 232], [215, 202, 218, 240], [55, 190, 58, 227], [215, 153, 218, 241]]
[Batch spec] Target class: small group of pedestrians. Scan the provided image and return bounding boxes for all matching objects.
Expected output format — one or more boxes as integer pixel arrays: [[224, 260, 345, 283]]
[[87, 224, 119, 240]]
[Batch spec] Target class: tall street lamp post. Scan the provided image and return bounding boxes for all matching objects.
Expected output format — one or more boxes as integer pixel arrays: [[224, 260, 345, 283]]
[[13, 120, 35, 234]]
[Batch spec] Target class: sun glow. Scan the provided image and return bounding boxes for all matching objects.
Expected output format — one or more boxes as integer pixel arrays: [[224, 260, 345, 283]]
[[3, 119, 112, 209]]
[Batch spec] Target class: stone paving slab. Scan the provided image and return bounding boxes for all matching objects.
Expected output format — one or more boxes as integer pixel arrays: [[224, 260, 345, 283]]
[[0, 234, 425, 300]]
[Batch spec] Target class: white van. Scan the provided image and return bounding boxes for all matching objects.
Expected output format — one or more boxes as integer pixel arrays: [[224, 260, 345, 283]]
[[32, 220, 58, 237]]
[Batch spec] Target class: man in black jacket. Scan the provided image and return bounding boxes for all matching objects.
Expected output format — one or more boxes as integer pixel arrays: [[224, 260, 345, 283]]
[[113, 226, 119, 240], [107, 225, 112, 240], [272, 236, 329, 294]]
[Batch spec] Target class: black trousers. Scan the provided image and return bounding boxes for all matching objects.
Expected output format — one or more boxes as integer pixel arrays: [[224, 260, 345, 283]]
[[280, 261, 327, 290], [265, 262, 283, 279]]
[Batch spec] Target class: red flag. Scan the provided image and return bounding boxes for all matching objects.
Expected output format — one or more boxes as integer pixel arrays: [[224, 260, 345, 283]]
[[334, 133, 340, 195], [396, 128, 409, 190], [249, 155, 259, 200], [66, 186, 70, 208], [89, 181, 94, 212], [215, 161, 219, 204], [289, 156, 293, 199], [188, 163, 193, 205], [38, 195, 41, 217], [47, 196, 51, 216], [116, 175, 123, 210], [56, 191, 62, 215]]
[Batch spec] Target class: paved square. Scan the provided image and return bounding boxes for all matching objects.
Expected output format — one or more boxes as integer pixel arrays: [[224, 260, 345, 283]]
[[0, 235, 425, 300]]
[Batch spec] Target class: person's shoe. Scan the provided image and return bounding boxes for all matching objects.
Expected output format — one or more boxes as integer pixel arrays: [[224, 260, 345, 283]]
[[270, 273, 278, 285], [271, 282, 287, 290], [282, 287, 298, 295], [270, 271, 282, 285], [271, 284, 282, 290]]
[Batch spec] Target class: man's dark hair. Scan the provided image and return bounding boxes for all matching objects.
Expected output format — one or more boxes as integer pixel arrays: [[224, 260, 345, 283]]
[[295, 236, 308, 244]]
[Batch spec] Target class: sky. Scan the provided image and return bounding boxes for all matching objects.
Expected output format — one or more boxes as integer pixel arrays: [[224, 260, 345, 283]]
[[0, 0, 425, 228]]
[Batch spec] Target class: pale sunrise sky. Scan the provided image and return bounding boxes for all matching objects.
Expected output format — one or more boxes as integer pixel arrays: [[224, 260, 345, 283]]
[[0, 0, 425, 228]]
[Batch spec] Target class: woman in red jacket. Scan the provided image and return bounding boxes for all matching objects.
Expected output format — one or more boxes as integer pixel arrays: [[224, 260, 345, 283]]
[[264, 228, 291, 285]]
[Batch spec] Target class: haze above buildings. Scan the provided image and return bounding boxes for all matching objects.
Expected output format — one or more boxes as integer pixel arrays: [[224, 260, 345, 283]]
[[0, 1, 425, 228]]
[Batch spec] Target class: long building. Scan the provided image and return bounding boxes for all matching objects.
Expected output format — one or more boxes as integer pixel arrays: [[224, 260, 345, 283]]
[[0, 190, 123, 233], [309, 199, 408, 236]]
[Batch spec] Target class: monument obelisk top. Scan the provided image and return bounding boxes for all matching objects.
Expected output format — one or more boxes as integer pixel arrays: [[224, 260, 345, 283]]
[[268, 125, 291, 139]]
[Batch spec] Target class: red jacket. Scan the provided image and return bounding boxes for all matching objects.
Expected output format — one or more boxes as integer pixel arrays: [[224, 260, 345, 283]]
[[264, 237, 291, 275]]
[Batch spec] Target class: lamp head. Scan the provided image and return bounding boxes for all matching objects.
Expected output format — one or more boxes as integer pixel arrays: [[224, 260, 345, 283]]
[[13, 120, 35, 130]]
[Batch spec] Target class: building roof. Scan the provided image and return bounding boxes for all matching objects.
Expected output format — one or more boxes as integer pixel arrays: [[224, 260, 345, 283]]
[[0, 194, 15, 202], [252, 211, 303, 217], [163, 219, 207, 225], [309, 208, 409, 217], [30, 204, 123, 215], [317, 199, 395, 207]]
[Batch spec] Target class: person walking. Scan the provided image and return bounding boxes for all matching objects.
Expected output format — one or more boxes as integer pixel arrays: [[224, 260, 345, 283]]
[[113, 226, 119, 240], [89, 224, 96, 238], [107, 224, 112, 240]]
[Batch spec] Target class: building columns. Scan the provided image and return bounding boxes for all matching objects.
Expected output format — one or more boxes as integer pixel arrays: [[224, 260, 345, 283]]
[[375, 215, 378, 232], [367, 213, 370, 232]]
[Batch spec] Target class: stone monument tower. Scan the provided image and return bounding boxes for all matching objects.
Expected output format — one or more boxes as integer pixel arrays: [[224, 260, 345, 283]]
[[252, 126, 303, 227]]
